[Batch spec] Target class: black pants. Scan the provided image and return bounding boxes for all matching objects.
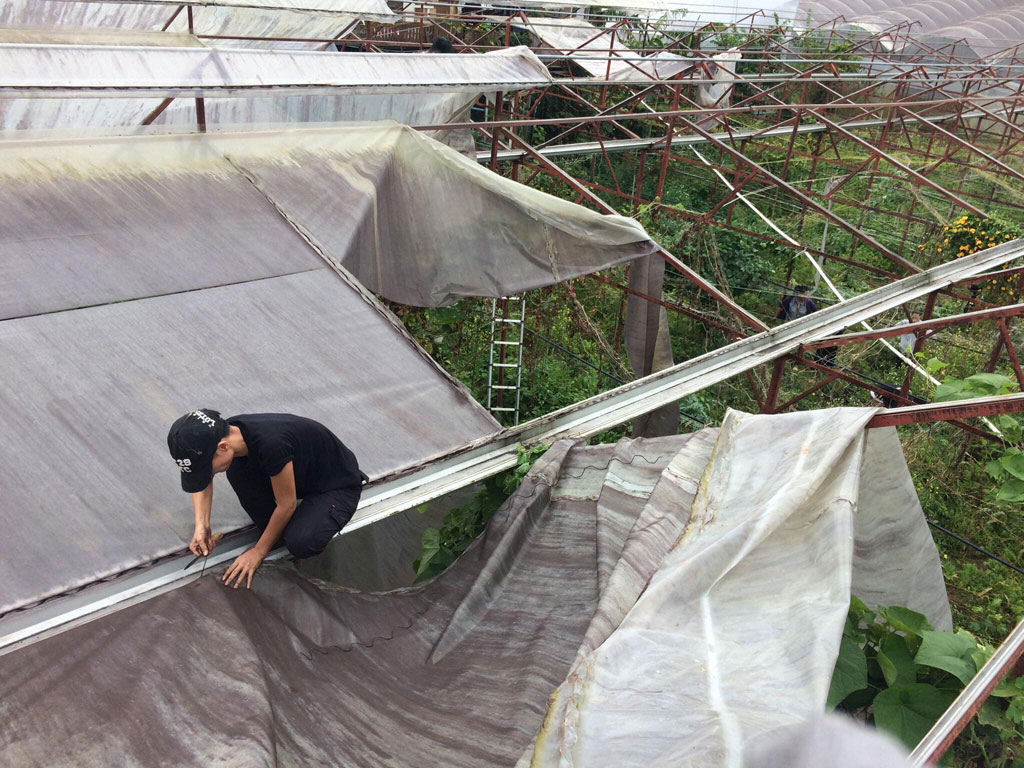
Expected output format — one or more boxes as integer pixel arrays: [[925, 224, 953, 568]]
[[228, 466, 362, 559]]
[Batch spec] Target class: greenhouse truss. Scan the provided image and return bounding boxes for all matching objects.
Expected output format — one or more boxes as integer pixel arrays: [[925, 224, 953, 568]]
[[2, 0, 1024, 764]]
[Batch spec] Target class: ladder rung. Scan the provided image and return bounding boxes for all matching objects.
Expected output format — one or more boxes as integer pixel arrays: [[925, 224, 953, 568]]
[[493, 363, 519, 368], [494, 318, 522, 323], [490, 407, 517, 412], [492, 385, 517, 390], [493, 341, 520, 345]]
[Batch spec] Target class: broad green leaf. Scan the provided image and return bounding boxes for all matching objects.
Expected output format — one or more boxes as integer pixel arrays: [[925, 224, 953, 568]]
[[849, 595, 873, 622], [880, 606, 934, 639], [873, 683, 956, 749], [996, 476, 1024, 503], [998, 453, 1024, 482], [413, 529, 444, 579], [986, 458, 1006, 479], [877, 650, 899, 688], [1008, 695, 1024, 726], [879, 633, 918, 687], [976, 699, 1011, 730], [925, 357, 948, 374], [991, 676, 1024, 698], [964, 373, 1013, 395], [827, 632, 869, 710], [933, 381, 966, 402], [997, 415, 1022, 437], [914, 630, 980, 685]]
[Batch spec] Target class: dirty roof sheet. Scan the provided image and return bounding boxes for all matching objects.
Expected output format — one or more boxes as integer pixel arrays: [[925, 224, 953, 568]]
[[0, 0, 389, 52], [0, 45, 552, 97], [0, 123, 654, 314], [0, 120, 657, 613], [0, 268, 499, 616], [0, 47, 547, 135], [0, 411, 950, 765], [211, 122, 656, 305], [0, 138, 321, 319]]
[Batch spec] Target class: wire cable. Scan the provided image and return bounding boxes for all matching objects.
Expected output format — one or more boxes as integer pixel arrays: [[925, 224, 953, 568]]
[[927, 520, 1024, 578]]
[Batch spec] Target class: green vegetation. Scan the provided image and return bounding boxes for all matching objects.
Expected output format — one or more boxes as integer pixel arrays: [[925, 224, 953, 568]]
[[412, 444, 548, 582], [401, 47, 1024, 760], [831, 597, 1024, 764]]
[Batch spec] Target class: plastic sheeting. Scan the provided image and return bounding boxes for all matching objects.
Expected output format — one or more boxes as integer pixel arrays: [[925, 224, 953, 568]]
[[798, 0, 1024, 61], [0, 44, 551, 97], [0, 121, 656, 614], [204, 123, 658, 304], [0, 45, 549, 137], [0, 0, 394, 51], [0, 410, 951, 766], [524, 17, 692, 81]]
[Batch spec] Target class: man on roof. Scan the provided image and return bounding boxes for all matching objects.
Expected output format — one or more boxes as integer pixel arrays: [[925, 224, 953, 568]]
[[167, 410, 366, 589]]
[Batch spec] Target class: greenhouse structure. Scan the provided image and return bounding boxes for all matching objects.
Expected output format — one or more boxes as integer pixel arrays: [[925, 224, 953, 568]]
[[2, 0, 1024, 764]]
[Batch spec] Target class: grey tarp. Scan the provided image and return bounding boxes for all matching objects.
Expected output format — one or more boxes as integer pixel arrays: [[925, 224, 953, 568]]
[[0, 409, 950, 766], [625, 255, 679, 436], [0, 123, 656, 614]]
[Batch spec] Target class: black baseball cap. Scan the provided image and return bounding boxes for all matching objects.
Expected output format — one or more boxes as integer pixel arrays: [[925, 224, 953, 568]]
[[167, 409, 229, 493]]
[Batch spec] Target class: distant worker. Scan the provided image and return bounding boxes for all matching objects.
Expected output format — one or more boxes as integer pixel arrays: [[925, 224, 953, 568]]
[[775, 284, 818, 322], [167, 410, 366, 589], [428, 37, 456, 53], [896, 311, 924, 356]]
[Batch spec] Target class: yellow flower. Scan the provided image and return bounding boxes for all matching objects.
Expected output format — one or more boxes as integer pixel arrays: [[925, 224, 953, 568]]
[[970, 228, 976, 233], [937, 247, 942, 252]]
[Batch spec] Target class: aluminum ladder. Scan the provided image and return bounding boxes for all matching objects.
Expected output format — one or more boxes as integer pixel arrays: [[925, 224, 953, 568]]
[[486, 295, 526, 425]]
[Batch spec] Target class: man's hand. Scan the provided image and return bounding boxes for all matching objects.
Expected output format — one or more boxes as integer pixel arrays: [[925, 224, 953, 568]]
[[190, 526, 216, 557], [222, 548, 265, 589]]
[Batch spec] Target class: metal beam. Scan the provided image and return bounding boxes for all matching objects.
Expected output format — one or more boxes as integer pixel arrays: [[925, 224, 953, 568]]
[[802, 303, 1024, 349], [867, 392, 1024, 428], [910, 616, 1024, 765]]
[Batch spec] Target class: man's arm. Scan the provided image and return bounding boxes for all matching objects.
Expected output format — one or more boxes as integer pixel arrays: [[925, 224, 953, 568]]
[[222, 462, 297, 589], [189, 483, 215, 557]]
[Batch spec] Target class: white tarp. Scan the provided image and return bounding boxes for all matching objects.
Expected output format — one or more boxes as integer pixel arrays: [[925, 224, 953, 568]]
[[0, 0, 394, 51], [0, 45, 549, 141], [524, 17, 691, 81], [529, 409, 951, 766]]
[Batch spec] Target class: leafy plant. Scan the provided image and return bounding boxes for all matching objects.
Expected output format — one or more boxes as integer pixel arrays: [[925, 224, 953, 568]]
[[412, 444, 549, 582], [830, 597, 1024, 761], [930, 369, 1024, 503]]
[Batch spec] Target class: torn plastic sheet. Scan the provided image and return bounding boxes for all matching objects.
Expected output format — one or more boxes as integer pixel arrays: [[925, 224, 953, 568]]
[[0, 410, 950, 766]]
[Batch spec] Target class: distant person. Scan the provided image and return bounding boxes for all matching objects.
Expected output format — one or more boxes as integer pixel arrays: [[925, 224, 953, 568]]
[[776, 284, 818, 322], [776, 285, 835, 366], [167, 410, 366, 589], [428, 37, 456, 53], [896, 311, 924, 356]]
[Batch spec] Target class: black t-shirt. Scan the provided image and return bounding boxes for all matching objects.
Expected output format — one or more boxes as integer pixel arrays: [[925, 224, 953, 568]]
[[227, 413, 362, 498]]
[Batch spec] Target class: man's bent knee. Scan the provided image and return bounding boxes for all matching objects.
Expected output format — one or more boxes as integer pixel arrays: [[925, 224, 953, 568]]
[[283, 530, 332, 560]]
